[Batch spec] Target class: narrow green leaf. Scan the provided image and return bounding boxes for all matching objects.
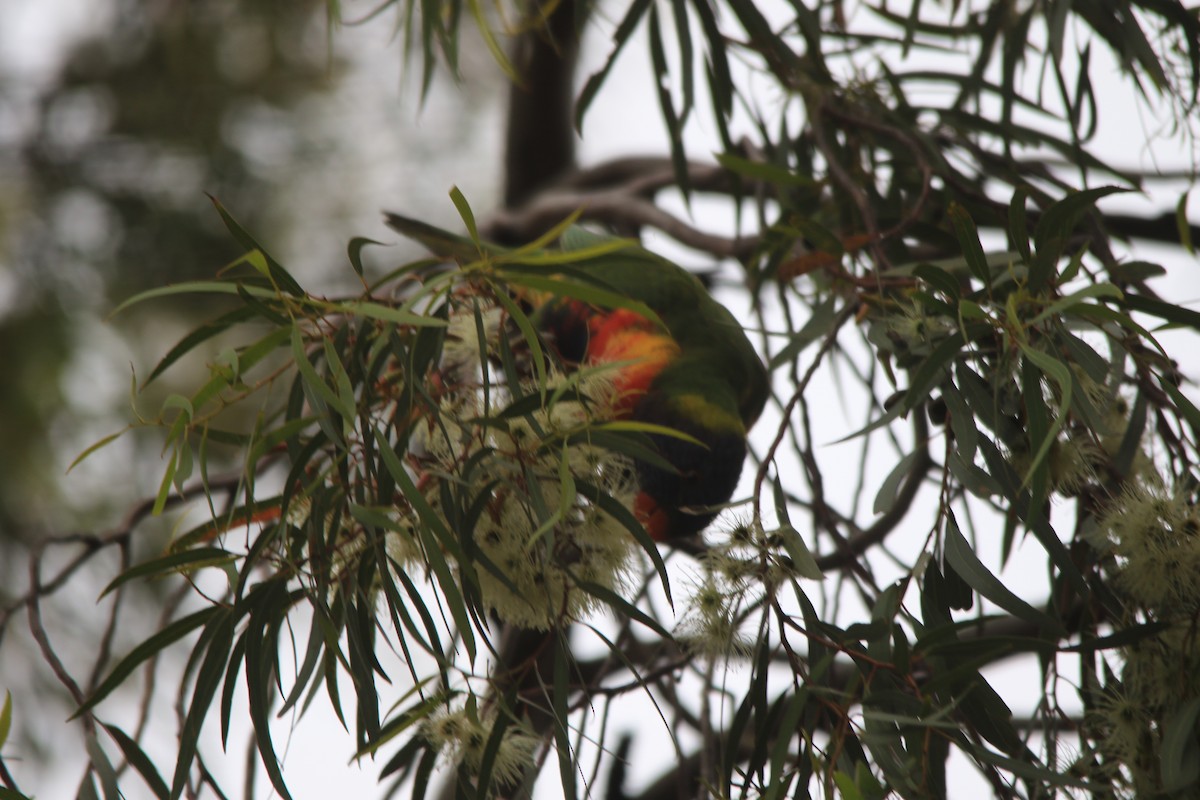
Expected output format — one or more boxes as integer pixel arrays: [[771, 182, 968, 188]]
[[1029, 282, 1123, 326], [552, 636, 577, 800], [347, 237, 385, 278], [1058, 244, 1086, 283], [102, 724, 170, 800], [1008, 187, 1031, 262], [947, 203, 991, 285], [1060, 619, 1169, 653], [902, 334, 965, 412], [449, 186, 480, 243], [943, 515, 1061, 634], [1178, 190, 1195, 254], [1113, 389, 1148, 477], [464, 0, 519, 82], [1121, 291, 1200, 332], [1163, 380, 1200, 436], [85, 733, 119, 800], [75, 608, 218, 718], [151, 450, 178, 517], [575, 479, 673, 608], [833, 771, 865, 800], [337, 301, 449, 328], [167, 496, 285, 553], [725, 0, 807, 79], [109, 281, 279, 318], [492, 287, 547, 393], [942, 387, 978, 465], [510, 209, 589, 256], [763, 690, 807, 800], [516, 238, 634, 267], [714, 152, 817, 187], [278, 612, 330, 718], [290, 325, 356, 422], [495, 272, 663, 330], [208, 195, 304, 296], [575, 579, 672, 638], [594, 420, 703, 446], [575, 0, 653, 130], [1056, 329, 1109, 384], [874, 450, 922, 515], [245, 625, 293, 800], [776, 525, 823, 581], [145, 306, 258, 385], [913, 263, 962, 301], [355, 693, 445, 760], [384, 212, 491, 263], [1020, 355, 1050, 513], [475, 697, 515, 797], [1030, 186, 1129, 291], [648, 5, 689, 197], [68, 429, 130, 473], [768, 296, 835, 371], [832, 396, 906, 444], [100, 548, 235, 599], [409, 746, 439, 800], [0, 691, 11, 749], [80, 776, 101, 800], [321, 337, 358, 433], [1070, 301, 1170, 359], [667, 0, 693, 120], [238, 325, 293, 373], [373, 427, 477, 662], [171, 441, 193, 492], [1018, 343, 1073, 491], [963, 739, 1087, 787]]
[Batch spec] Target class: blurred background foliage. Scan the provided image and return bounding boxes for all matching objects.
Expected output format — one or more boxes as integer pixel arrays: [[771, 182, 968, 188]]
[[0, 0, 504, 534], [0, 1, 505, 775]]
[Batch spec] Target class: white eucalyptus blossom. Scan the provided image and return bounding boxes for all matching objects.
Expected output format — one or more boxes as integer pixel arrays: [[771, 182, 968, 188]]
[[1101, 482, 1200, 611], [382, 303, 641, 629], [423, 706, 539, 787]]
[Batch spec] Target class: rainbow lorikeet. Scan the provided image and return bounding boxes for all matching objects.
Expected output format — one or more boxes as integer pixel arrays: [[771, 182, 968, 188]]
[[385, 213, 769, 542]]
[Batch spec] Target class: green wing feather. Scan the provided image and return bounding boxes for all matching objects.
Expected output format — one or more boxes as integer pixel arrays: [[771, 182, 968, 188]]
[[384, 212, 769, 428]]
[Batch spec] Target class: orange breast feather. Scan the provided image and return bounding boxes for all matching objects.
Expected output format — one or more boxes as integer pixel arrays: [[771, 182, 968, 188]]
[[585, 308, 679, 417]]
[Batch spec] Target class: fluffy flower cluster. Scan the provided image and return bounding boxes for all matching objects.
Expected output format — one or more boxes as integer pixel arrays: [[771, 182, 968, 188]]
[[1100, 482, 1200, 613], [675, 569, 752, 657], [1081, 683, 1157, 795], [1087, 471, 1200, 791], [675, 521, 803, 657], [395, 294, 641, 629], [422, 704, 540, 787]]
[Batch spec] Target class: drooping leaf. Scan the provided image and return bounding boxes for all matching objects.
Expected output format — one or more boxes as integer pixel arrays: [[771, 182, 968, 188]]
[[99, 548, 235, 599], [1030, 186, 1129, 291], [943, 514, 1062, 635], [947, 203, 992, 285], [102, 724, 170, 800], [75, 609, 219, 719]]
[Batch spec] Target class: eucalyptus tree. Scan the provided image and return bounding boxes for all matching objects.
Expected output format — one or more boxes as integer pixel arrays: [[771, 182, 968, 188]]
[[4, 2, 1200, 799]]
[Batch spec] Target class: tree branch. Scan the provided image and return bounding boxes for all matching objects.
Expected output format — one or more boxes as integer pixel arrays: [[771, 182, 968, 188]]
[[503, 0, 585, 208]]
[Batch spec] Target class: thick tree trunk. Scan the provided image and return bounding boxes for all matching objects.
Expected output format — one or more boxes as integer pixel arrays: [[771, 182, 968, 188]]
[[502, 0, 585, 211]]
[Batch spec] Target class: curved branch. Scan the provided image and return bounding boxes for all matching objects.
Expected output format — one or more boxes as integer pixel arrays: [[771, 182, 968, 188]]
[[486, 188, 757, 259], [486, 153, 773, 257]]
